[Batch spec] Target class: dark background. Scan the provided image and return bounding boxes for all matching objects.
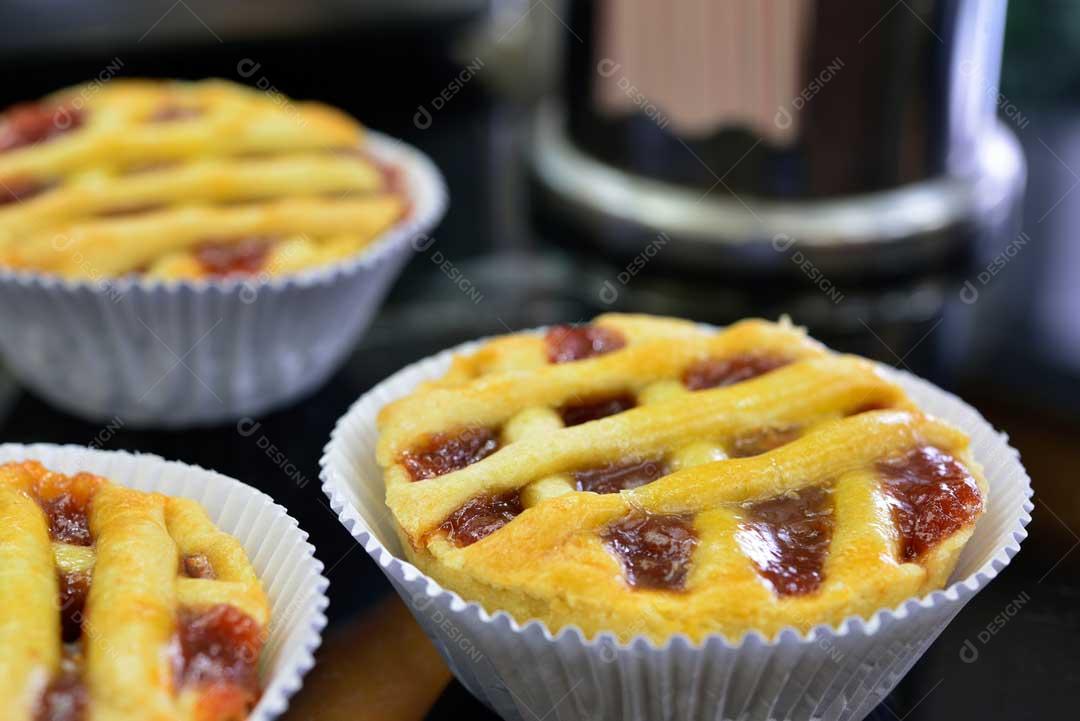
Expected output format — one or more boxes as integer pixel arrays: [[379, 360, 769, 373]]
[[0, 1, 1077, 718]]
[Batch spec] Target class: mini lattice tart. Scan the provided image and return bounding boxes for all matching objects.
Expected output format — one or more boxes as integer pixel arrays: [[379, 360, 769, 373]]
[[0, 461, 269, 721], [0, 78, 407, 280], [377, 314, 988, 642]]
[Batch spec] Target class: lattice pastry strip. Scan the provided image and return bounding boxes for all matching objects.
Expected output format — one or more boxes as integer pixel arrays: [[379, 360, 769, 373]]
[[0, 461, 269, 721], [378, 314, 988, 641], [0, 79, 407, 280], [389, 354, 908, 539]]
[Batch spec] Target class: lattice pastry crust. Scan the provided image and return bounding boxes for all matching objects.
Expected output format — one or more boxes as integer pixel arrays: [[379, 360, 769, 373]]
[[0, 79, 406, 280], [0, 461, 269, 721], [377, 314, 988, 642]]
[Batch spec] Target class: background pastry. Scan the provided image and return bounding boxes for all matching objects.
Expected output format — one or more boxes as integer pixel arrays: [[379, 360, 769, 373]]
[[0, 79, 406, 280]]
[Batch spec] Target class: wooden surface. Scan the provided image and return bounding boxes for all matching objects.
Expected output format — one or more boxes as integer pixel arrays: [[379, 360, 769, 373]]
[[282, 594, 452, 721]]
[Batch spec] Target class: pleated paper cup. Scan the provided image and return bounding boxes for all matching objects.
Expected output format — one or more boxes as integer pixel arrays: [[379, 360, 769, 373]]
[[0, 443, 329, 721], [320, 333, 1033, 721], [0, 131, 447, 428]]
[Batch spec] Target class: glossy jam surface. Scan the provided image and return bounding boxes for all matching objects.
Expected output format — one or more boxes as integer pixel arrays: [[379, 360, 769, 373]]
[[58, 572, 90, 643], [729, 426, 802, 458], [37, 484, 94, 546], [0, 177, 51, 206], [178, 604, 264, 702], [736, 486, 834, 596], [877, 446, 983, 562], [0, 103, 83, 153], [440, 491, 523, 547], [558, 394, 636, 427], [574, 458, 668, 494], [683, 353, 791, 390], [193, 237, 273, 276], [183, 554, 217, 580], [34, 650, 86, 721], [602, 513, 698, 590], [401, 427, 499, 481], [545, 325, 626, 363]]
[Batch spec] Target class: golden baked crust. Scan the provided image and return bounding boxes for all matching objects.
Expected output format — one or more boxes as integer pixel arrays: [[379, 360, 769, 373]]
[[0, 460, 269, 721], [377, 314, 988, 642], [0, 78, 407, 280]]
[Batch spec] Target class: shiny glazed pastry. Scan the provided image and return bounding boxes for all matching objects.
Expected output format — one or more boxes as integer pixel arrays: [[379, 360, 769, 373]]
[[376, 314, 987, 642], [0, 461, 269, 721], [0, 79, 407, 280]]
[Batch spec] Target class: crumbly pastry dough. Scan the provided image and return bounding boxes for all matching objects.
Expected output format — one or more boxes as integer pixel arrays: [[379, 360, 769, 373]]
[[377, 314, 988, 642], [0, 78, 407, 280], [0, 460, 269, 721]]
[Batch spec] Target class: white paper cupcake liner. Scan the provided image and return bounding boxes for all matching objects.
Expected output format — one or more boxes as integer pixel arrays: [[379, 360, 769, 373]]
[[0, 131, 448, 428], [320, 333, 1033, 721], [0, 442, 329, 721]]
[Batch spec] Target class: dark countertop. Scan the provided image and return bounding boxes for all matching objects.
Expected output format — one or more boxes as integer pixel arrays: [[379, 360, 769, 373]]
[[1, 26, 1078, 719]]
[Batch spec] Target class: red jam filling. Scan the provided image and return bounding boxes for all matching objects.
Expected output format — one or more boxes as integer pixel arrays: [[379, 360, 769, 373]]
[[545, 325, 626, 363], [58, 572, 91, 643], [183, 554, 217, 580], [401, 427, 499, 481], [602, 512, 698, 590], [34, 649, 86, 721], [574, 458, 668, 494], [0, 103, 83, 153], [0, 177, 52, 206], [558, 393, 636, 427], [193, 237, 274, 276], [736, 486, 834, 596], [178, 604, 264, 707], [683, 353, 791, 390], [877, 446, 983, 562], [439, 491, 523, 547], [36, 483, 95, 546], [729, 426, 802, 458]]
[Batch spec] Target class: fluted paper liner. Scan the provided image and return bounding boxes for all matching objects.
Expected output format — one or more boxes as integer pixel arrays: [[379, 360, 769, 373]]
[[0, 443, 329, 721], [320, 335, 1033, 721], [0, 131, 447, 428]]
